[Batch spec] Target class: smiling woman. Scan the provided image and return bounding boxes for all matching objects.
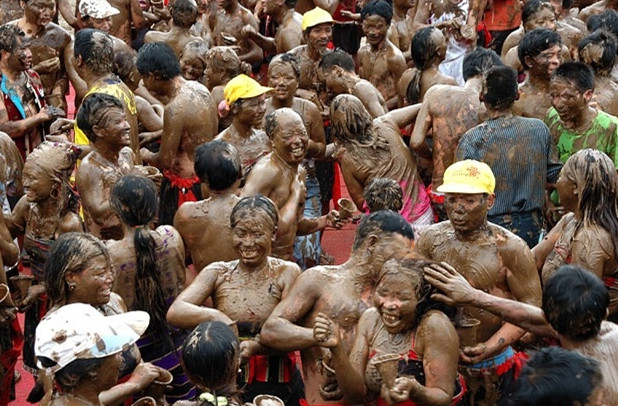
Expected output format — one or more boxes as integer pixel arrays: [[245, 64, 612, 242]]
[[313, 258, 465, 406], [167, 195, 305, 404]]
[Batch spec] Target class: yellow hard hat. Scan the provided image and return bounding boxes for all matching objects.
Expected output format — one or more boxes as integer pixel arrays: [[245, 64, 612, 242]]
[[224, 74, 273, 105], [437, 160, 495, 195], [302, 7, 335, 31]]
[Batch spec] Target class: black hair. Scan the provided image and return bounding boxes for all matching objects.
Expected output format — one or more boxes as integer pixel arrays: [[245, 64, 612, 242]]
[[112, 49, 137, 83], [283, 0, 297, 9], [522, 0, 554, 25], [542, 265, 609, 341], [578, 30, 617, 76], [353, 210, 414, 250], [330, 94, 374, 143], [171, 0, 198, 28], [518, 28, 562, 70], [587, 10, 618, 41], [482, 65, 519, 110], [45, 232, 112, 308], [499, 346, 602, 406], [551, 61, 595, 92], [0, 24, 23, 53], [269, 53, 301, 79], [411, 27, 444, 70], [319, 48, 356, 73], [377, 258, 455, 329], [110, 175, 173, 350], [562, 0, 574, 9], [76, 93, 124, 143], [136, 42, 182, 80], [74, 28, 114, 76], [230, 195, 278, 230], [181, 321, 240, 394], [360, 0, 393, 24], [194, 140, 241, 190], [462, 47, 502, 81], [363, 178, 403, 212], [38, 356, 104, 392]]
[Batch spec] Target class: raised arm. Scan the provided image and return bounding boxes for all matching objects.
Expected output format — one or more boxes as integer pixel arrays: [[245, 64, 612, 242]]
[[260, 270, 323, 351], [424, 262, 556, 338], [166, 264, 233, 329], [410, 93, 433, 149], [384, 103, 422, 129]]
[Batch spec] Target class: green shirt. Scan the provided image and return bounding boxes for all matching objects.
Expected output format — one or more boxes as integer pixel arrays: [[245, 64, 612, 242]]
[[545, 107, 618, 168]]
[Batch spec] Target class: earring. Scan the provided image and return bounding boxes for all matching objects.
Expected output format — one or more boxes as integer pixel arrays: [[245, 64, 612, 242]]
[[50, 185, 61, 200], [68, 284, 76, 291]]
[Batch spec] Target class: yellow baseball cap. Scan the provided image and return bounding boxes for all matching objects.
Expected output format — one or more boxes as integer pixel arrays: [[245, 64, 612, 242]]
[[302, 7, 335, 31], [437, 160, 495, 195], [224, 74, 273, 105]]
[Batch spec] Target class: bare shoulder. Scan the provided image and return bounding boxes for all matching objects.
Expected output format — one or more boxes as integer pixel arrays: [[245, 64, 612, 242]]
[[269, 256, 302, 278], [490, 223, 533, 257], [58, 212, 83, 234], [155, 224, 183, 244]]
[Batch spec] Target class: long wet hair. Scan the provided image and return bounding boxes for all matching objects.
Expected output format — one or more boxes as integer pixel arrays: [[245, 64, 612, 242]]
[[110, 175, 171, 342], [45, 232, 112, 308], [562, 149, 618, 259], [181, 321, 240, 397], [330, 94, 375, 144], [376, 258, 455, 330]]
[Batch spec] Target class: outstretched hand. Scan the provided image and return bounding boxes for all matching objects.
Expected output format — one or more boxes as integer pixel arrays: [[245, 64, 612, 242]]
[[380, 376, 420, 405], [423, 262, 475, 306], [313, 313, 341, 348]]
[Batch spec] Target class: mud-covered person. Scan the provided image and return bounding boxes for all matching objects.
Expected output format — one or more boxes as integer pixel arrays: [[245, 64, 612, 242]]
[[456, 65, 562, 248], [329, 94, 433, 234], [260, 211, 414, 406], [10, 0, 71, 111], [136, 42, 218, 226], [318, 49, 388, 118], [76, 0, 146, 46], [415, 160, 542, 406], [144, 0, 203, 57], [75, 93, 137, 240], [513, 28, 563, 119], [265, 54, 326, 270], [215, 74, 273, 184], [174, 140, 242, 271], [0, 24, 63, 160], [168, 196, 304, 405], [397, 27, 457, 108], [72, 28, 140, 161], [577, 30, 618, 117], [545, 62, 618, 165], [241, 108, 341, 261], [357, 0, 407, 110], [424, 263, 618, 404], [287, 7, 333, 111], [240, 0, 303, 54], [211, 0, 263, 65], [411, 47, 502, 221]]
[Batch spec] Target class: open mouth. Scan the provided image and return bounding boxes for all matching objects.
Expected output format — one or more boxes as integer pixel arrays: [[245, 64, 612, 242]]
[[291, 146, 305, 158], [382, 313, 401, 328]]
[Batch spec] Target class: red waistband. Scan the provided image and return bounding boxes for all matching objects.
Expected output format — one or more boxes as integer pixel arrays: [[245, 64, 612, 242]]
[[243, 353, 296, 384], [163, 170, 200, 189]]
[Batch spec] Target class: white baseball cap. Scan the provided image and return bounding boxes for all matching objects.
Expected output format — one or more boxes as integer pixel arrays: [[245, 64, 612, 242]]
[[79, 0, 120, 19], [35, 303, 149, 372]]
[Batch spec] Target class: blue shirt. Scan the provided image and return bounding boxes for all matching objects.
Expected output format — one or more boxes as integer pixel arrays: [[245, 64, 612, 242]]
[[456, 114, 562, 216]]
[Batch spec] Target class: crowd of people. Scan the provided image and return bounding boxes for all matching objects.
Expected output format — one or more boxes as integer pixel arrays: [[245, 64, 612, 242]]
[[0, 0, 618, 404]]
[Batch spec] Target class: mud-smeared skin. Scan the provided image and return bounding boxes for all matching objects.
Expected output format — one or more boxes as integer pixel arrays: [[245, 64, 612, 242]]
[[416, 198, 541, 405], [105, 0, 145, 46], [241, 109, 308, 260], [174, 193, 241, 271], [77, 147, 136, 240], [11, 0, 71, 111], [212, 0, 261, 64], [260, 230, 411, 405], [141, 78, 217, 178], [358, 20, 407, 110], [411, 78, 486, 187], [216, 126, 271, 184], [0, 0, 23, 25]]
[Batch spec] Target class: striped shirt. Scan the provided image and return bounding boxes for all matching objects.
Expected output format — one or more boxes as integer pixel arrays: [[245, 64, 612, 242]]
[[456, 114, 563, 216]]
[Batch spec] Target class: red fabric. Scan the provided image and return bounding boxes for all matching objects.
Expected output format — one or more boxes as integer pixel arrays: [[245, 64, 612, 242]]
[[299, 400, 352, 406], [477, 21, 492, 48], [162, 170, 200, 207], [332, 163, 342, 210], [427, 184, 445, 205], [496, 350, 528, 378], [0, 318, 24, 406], [246, 353, 296, 384]]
